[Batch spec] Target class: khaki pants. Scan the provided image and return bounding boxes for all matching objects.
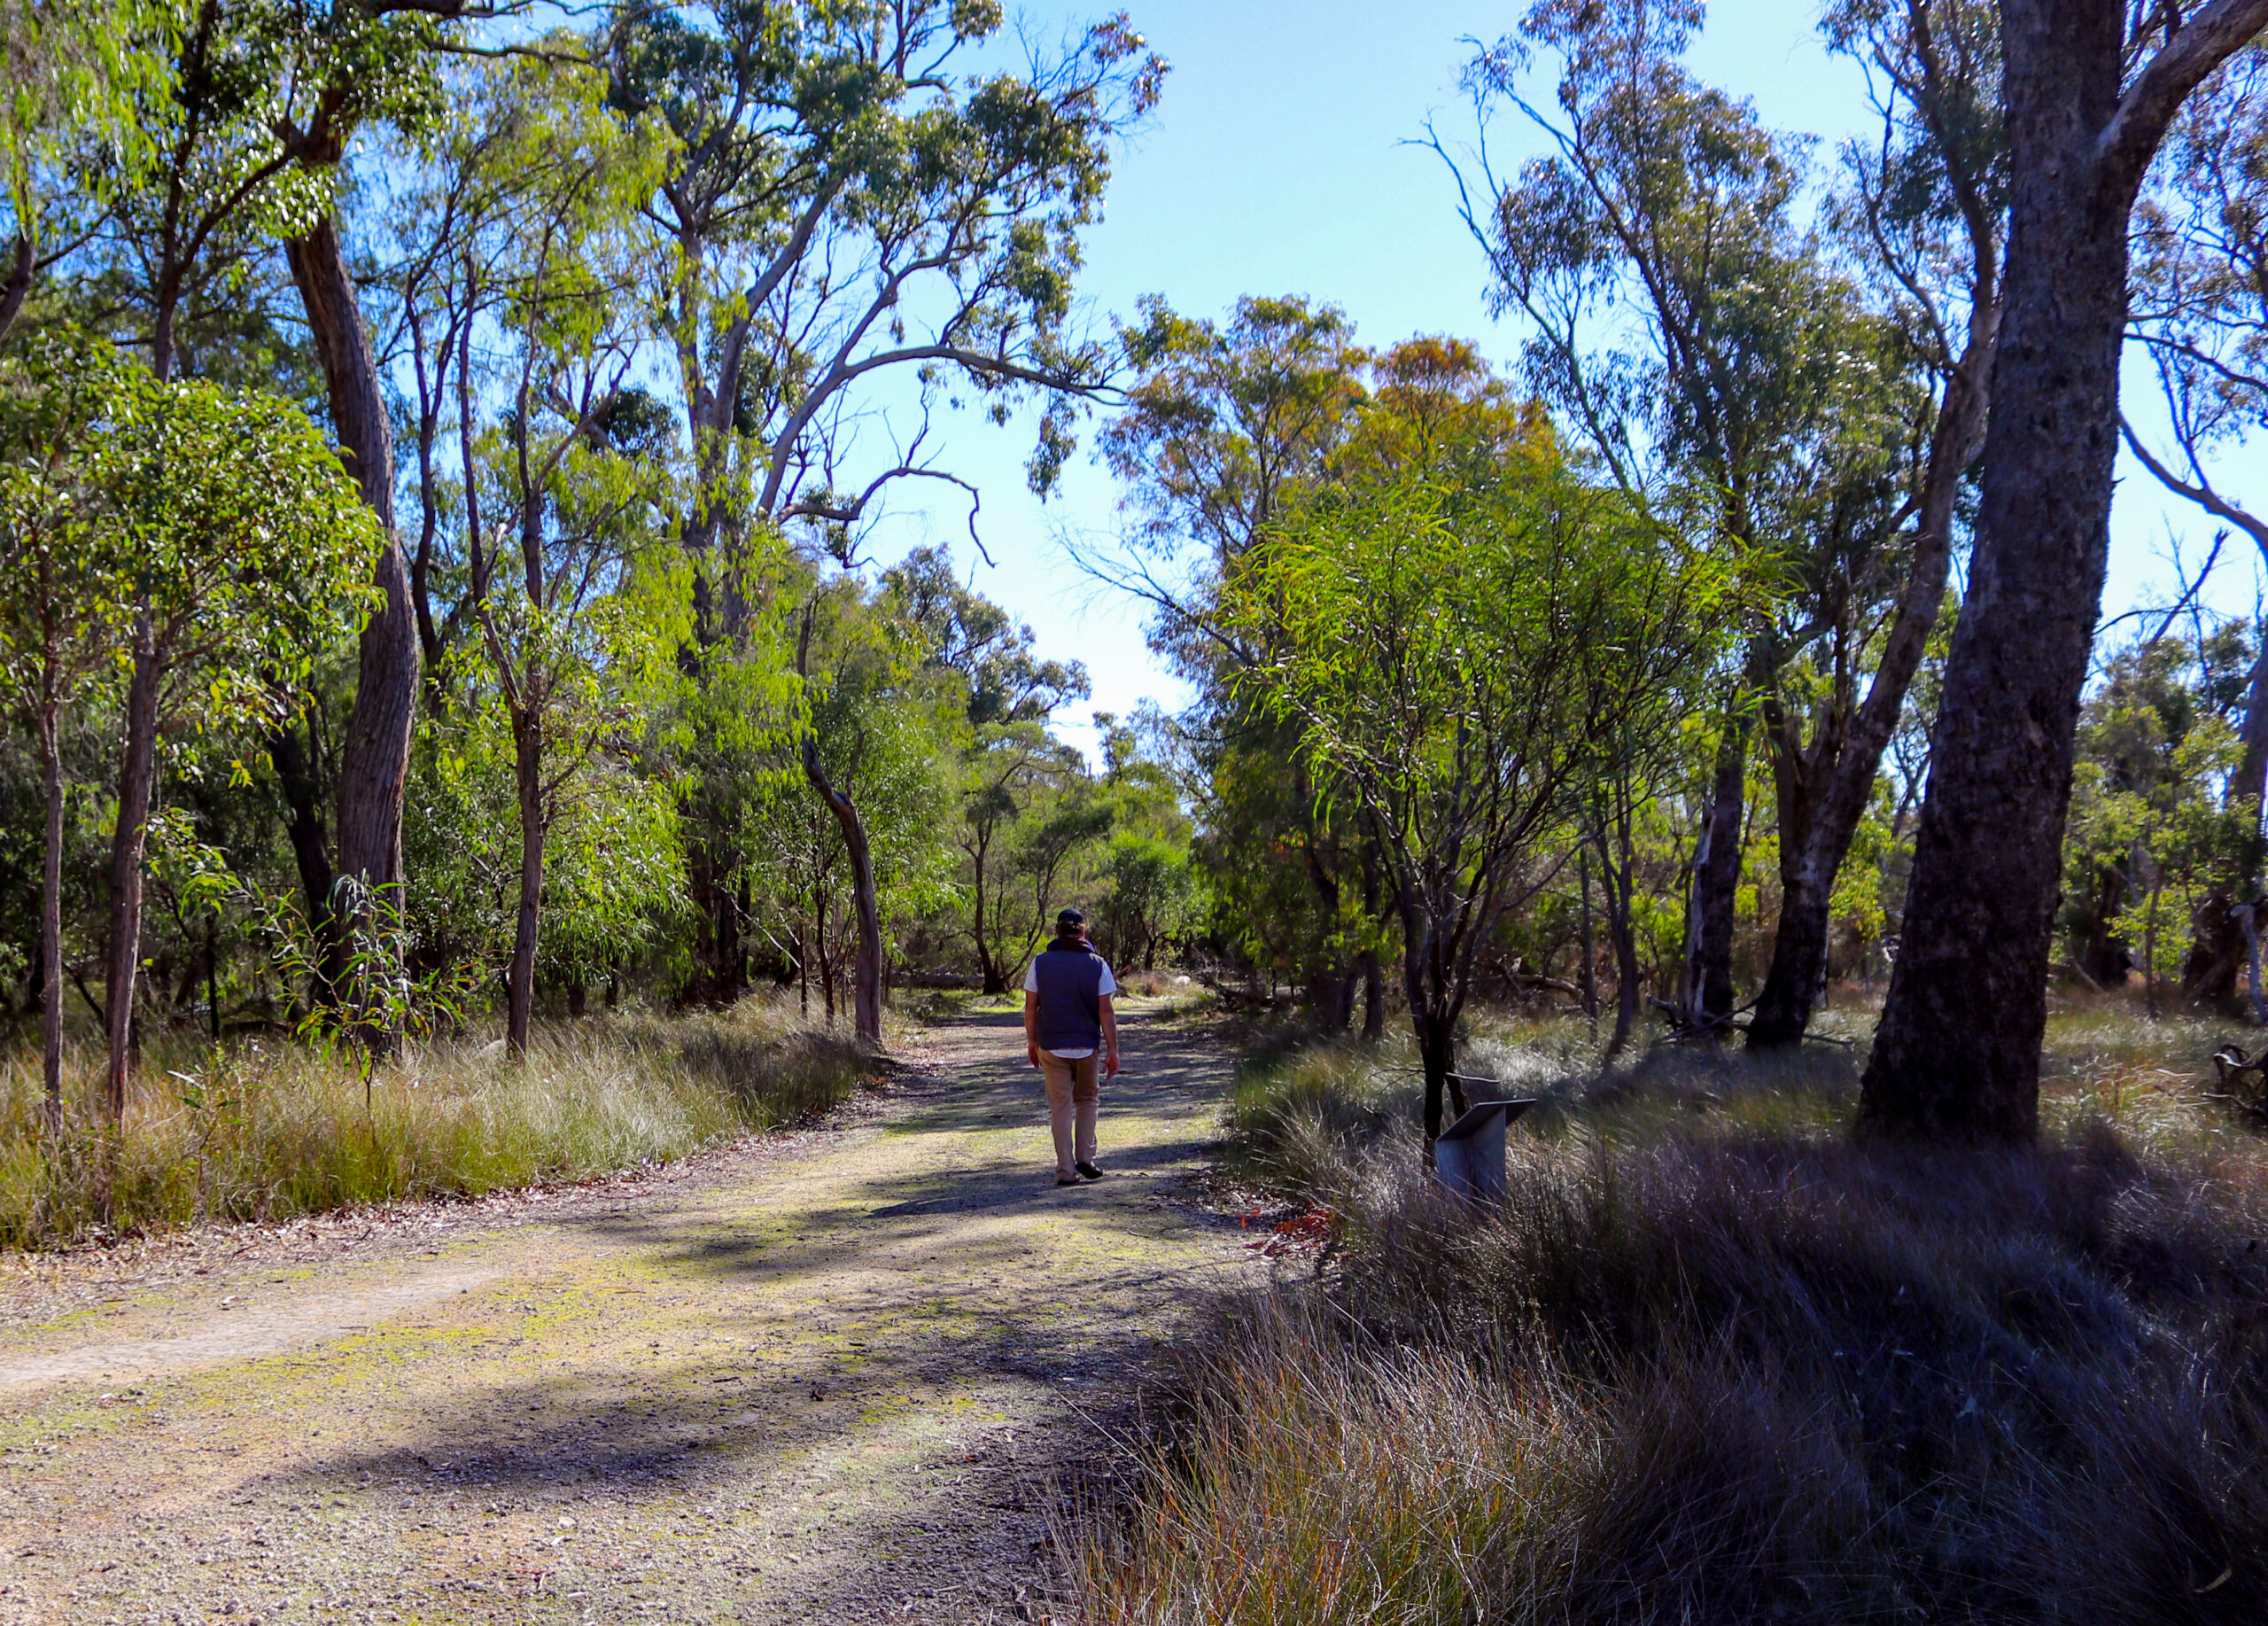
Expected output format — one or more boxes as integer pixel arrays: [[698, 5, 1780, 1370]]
[[1037, 1052, 1099, 1176]]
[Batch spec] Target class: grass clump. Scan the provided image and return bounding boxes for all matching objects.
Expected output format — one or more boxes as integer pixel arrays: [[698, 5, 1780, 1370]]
[[1094, 1010, 2268, 1623], [0, 1000, 871, 1249]]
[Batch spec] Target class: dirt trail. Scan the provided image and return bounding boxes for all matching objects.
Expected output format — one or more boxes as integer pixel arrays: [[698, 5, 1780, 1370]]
[[0, 1006, 1248, 1624]]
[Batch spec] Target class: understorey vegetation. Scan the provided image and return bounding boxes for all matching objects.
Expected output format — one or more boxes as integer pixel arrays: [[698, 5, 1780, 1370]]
[[0, 1000, 872, 1250], [5, 2, 2268, 1613], [1085, 1005, 2268, 1624]]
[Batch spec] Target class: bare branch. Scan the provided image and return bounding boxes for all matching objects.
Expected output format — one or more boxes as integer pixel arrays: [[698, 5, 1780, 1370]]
[[2098, 0, 2268, 202]]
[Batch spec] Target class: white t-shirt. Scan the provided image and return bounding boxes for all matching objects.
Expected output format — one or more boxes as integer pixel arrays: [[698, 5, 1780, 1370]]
[[1024, 954, 1117, 1059]]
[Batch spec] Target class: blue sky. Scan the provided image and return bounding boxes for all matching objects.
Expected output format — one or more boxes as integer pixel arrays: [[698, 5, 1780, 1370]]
[[857, 2, 2249, 763]]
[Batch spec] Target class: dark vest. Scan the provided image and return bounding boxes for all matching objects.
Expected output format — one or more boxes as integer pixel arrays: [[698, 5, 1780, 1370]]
[[1031, 942, 1108, 1051]]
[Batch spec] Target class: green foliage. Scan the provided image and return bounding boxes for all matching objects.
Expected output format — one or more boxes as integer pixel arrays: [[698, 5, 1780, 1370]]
[[0, 342, 137, 731], [2062, 633, 2256, 1000], [0, 0, 182, 268], [1224, 390, 1730, 976], [402, 697, 686, 990], [89, 365, 385, 719]]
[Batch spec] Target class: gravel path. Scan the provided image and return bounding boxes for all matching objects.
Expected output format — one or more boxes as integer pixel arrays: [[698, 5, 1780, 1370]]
[[0, 1005, 1248, 1625]]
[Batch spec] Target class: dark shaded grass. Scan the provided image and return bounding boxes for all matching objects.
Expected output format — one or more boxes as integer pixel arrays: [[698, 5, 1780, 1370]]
[[1089, 1027, 2268, 1623]]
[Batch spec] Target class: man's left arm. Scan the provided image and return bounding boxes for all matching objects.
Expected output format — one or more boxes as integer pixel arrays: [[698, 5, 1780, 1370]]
[[1099, 994, 1119, 1078], [1023, 990, 1042, 1069]]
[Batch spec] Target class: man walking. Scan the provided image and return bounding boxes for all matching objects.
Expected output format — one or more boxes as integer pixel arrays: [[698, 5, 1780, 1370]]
[[1023, 908, 1120, 1186]]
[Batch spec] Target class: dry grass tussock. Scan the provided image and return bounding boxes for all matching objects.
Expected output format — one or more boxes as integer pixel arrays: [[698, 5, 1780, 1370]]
[[0, 1000, 873, 1249], [1088, 1007, 2268, 1623]]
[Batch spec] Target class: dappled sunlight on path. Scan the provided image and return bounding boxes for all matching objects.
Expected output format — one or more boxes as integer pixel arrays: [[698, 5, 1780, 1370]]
[[0, 1005, 1246, 1624]]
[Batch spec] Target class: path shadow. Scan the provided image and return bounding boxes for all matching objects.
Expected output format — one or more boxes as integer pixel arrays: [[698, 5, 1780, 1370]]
[[260, 1007, 1242, 1508]]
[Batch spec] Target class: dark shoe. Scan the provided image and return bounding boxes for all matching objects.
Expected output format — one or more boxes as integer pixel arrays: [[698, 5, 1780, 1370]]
[[1056, 1173, 1081, 1186], [1076, 1161, 1106, 1181]]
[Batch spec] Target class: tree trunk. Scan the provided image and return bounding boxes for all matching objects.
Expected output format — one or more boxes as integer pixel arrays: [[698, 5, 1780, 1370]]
[[2237, 628, 2268, 838], [104, 622, 162, 1119], [2183, 887, 2249, 1013], [1359, 839, 1386, 1041], [287, 215, 418, 945], [2081, 866, 2129, 987], [1394, 883, 1469, 1154], [1601, 813, 1643, 1061], [1578, 844, 1598, 1034], [0, 233, 33, 350], [1682, 708, 1746, 1030], [683, 801, 744, 1007], [2239, 901, 2268, 1026], [37, 707, 65, 1136], [206, 913, 221, 1044], [269, 715, 338, 998], [1855, 0, 2268, 1137], [802, 737, 882, 1047], [506, 709, 544, 1055], [1413, 1003, 1460, 1155], [1356, 946, 1384, 1041], [971, 836, 1008, 994]]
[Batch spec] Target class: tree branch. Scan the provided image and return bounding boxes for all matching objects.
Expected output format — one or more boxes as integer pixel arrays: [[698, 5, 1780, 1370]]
[[2121, 414, 2268, 550], [2098, 0, 2268, 203]]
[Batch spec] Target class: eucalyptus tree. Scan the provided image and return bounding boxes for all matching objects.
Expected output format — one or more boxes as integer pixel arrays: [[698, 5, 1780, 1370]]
[[765, 579, 958, 1030], [105, 0, 509, 1000], [1099, 294, 1367, 670], [1094, 295, 1377, 1015], [602, 0, 1164, 1037], [1223, 370, 1731, 1150], [1739, 0, 2007, 1047], [1861, 0, 2268, 1141], [81, 367, 382, 1114], [1462, 4, 1884, 1034], [0, 346, 135, 1129], [1461, 0, 2005, 1050], [2126, 43, 2268, 823], [57, 0, 509, 1004], [0, 1, 178, 346], [439, 47, 672, 1054]]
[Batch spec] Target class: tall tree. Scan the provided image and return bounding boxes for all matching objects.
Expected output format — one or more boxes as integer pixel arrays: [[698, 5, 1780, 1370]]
[[2125, 43, 2268, 826], [1744, 0, 2007, 1046], [260, 0, 490, 995], [0, 346, 134, 1130], [1462, 4, 1919, 1038], [1859, 0, 2268, 1140], [448, 49, 669, 1053], [605, 0, 1162, 1035], [83, 369, 381, 1114]]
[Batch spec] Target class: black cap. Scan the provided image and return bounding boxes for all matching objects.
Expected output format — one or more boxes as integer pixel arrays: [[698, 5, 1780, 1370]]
[[1056, 908, 1085, 927]]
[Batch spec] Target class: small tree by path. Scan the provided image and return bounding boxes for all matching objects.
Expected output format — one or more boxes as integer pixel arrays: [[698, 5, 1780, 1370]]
[[0, 346, 134, 1132], [87, 369, 383, 1116], [1223, 401, 1730, 1151]]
